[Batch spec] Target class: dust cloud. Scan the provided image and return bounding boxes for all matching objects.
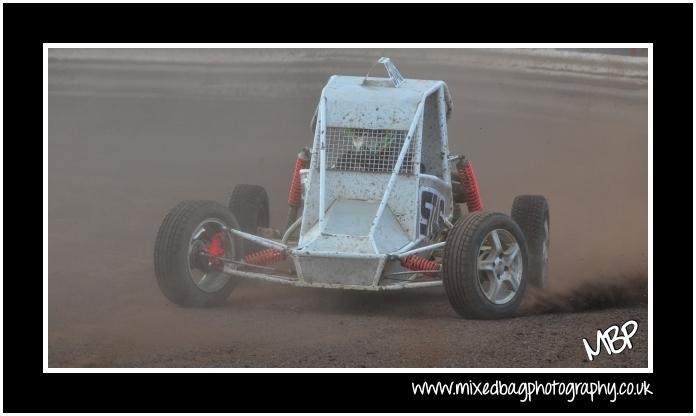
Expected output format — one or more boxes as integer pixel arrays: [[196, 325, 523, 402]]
[[47, 49, 648, 367]]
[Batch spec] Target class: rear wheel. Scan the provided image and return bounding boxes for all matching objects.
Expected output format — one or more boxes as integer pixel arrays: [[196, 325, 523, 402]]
[[154, 200, 241, 307], [228, 184, 270, 254], [511, 195, 550, 288], [443, 212, 528, 319], [452, 203, 464, 223], [451, 171, 467, 204], [228, 184, 269, 233]]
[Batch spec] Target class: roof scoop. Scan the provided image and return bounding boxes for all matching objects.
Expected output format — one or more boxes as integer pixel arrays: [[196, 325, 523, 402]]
[[362, 56, 405, 88]]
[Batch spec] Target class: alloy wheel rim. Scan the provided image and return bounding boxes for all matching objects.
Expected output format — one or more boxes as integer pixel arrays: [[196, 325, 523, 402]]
[[187, 218, 233, 293], [476, 228, 523, 304]]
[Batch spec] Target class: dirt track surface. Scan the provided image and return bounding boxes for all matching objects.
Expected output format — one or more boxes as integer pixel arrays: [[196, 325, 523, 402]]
[[48, 49, 648, 368]]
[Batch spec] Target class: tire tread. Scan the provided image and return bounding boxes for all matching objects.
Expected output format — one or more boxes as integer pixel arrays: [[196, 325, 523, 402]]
[[154, 200, 239, 307], [511, 195, 549, 288]]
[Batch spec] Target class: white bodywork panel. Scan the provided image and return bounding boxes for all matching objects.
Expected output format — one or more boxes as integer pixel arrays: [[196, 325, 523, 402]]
[[228, 62, 455, 289]]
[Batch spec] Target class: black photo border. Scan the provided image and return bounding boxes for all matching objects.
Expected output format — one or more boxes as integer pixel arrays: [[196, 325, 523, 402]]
[[7, 2, 692, 413]]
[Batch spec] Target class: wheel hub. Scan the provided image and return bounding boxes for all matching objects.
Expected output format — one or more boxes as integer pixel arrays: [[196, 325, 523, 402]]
[[494, 257, 505, 277], [476, 228, 523, 305], [187, 218, 234, 293], [190, 240, 212, 270]]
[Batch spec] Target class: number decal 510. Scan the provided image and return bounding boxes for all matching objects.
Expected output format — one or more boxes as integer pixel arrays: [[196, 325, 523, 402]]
[[419, 187, 446, 238]]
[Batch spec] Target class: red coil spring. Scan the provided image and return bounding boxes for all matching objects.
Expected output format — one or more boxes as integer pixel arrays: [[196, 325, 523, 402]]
[[401, 255, 439, 277], [457, 159, 484, 212], [244, 248, 286, 266], [287, 156, 309, 207]]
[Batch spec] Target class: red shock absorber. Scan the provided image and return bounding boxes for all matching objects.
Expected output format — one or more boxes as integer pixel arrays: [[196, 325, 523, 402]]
[[287, 148, 310, 208], [285, 147, 311, 230], [244, 248, 287, 266], [401, 255, 439, 277], [456, 157, 484, 212], [207, 231, 225, 257]]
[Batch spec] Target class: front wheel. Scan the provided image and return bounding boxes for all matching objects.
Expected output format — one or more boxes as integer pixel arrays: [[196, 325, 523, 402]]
[[154, 200, 242, 307], [442, 212, 528, 319]]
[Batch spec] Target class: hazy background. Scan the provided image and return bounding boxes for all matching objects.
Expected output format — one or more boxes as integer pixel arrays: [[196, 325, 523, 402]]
[[48, 48, 649, 367]]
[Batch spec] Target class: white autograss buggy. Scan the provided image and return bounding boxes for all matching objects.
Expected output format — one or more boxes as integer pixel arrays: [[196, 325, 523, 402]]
[[154, 58, 550, 319]]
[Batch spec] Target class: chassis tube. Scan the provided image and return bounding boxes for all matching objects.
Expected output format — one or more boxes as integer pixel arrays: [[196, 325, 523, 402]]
[[226, 228, 288, 251], [290, 250, 385, 260], [318, 95, 328, 228], [281, 215, 302, 244], [224, 267, 299, 285], [368, 82, 445, 248], [396, 241, 447, 258], [381, 281, 443, 290], [224, 265, 443, 291], [368, 102, 424, 244]]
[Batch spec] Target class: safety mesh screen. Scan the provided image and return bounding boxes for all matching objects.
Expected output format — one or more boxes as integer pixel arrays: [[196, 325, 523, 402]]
[[319, 127, 415, 174]]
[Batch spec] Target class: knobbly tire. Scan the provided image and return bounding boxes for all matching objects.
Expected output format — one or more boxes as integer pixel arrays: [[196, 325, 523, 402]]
[[443, 212, 528, 319], [154, 200, 242, 307], [228, 184, 270, 254], [511, 195, 550, 288]]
